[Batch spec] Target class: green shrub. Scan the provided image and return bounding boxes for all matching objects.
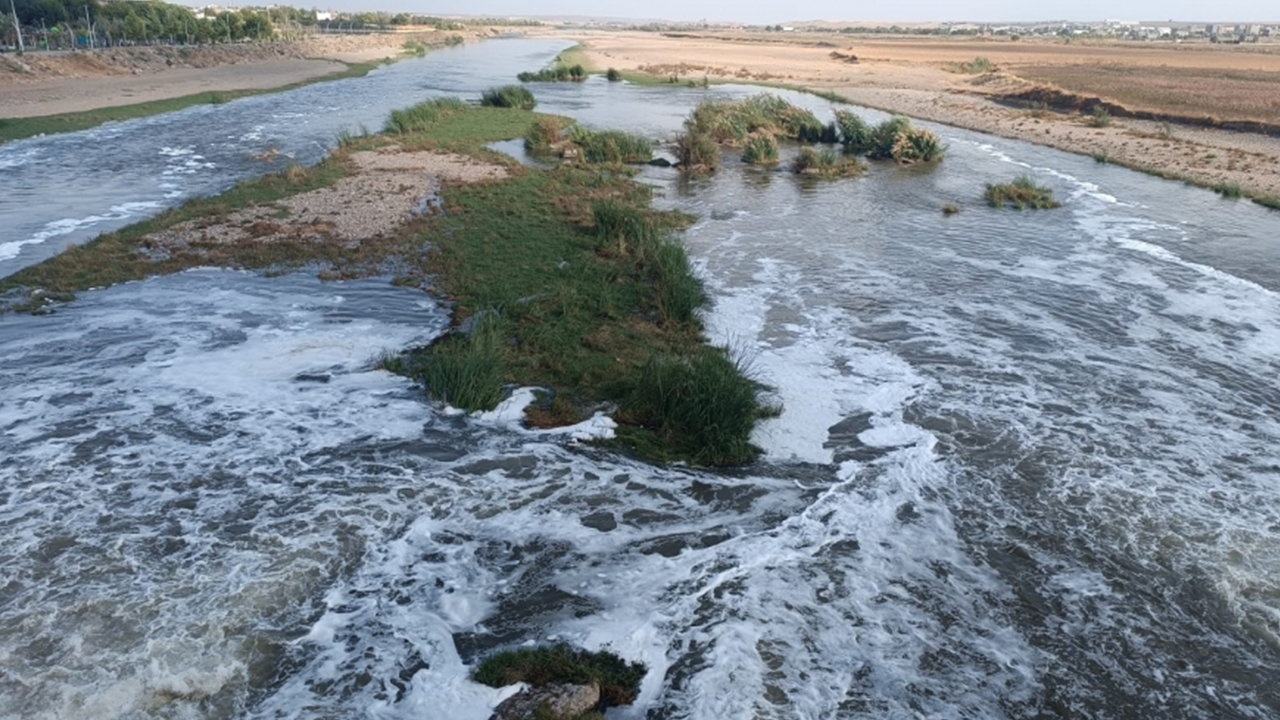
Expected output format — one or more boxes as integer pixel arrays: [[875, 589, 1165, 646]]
[[606, 67, 623, 82], [1087, 106, 1112, 127], [835, 109, 873, 152], [480, 85, 536, 109], [866, 116, 944, 163], [792, 147, 865, 178], [1092, 150, 1110, 163], [1212, 182, 1243, 199], [626, 347, 762, 466], [985, 175, 1062, 209], [518, 63, 587, 82], [569, 126, 654, 163], [473, 645, 646, 710], [740, 134, 780, 165], [676, 130, 720, 172], [384, 97, 468, 134], [686, 94, 825, 146], [408, 313, 507, 411]]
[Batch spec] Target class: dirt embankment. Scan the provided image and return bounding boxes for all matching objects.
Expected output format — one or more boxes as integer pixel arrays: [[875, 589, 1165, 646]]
[[0, 30, 498, 86]]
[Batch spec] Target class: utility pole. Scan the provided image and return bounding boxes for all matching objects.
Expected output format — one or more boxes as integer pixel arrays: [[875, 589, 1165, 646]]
[[85, 5, 94, 49], [8, 0, 22, 53]]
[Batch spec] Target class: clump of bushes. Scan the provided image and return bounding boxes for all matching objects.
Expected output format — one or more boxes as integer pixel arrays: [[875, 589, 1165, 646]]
[[835, 109, 872, 153], [1087, 106, 1113, 128], [606, 67, 623, 81], [480, 85, 537, 109], [953, 56, 995, 73], [791, 147, 864, 178], [569, 126, 654, 163], [866, 116, 944, 163], [1212, 182, 1242, 198], [384, 97, 468, 134], [985, 176, 1062, 209], [473, 645, 647, 710], [517, 64, 587, 82], [676, 130, 720, 173], [740, 134, 779, 165]]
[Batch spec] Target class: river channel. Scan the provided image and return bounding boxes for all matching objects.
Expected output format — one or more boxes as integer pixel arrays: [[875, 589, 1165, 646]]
[[2, 38, 1279, 720]]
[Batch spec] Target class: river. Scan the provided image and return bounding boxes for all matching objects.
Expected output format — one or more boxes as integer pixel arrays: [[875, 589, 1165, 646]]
[[2, 38, 1279, 720]]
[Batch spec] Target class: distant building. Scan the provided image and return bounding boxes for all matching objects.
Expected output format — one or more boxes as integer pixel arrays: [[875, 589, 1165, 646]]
[[316, 11, 334, 22]]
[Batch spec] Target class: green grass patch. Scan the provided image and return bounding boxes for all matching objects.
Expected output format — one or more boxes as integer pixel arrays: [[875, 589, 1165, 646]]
[[385, 97, 469, 134], [0, 60, 384, 146], [1212, 182, 1243, 199], [791, 147, 864, 178], [568, 126, 654, 164], [395, 313, 506, 411], [985, 175, 1062, 209], [481, 85, 537, 110], [473, 645, 646, 710], [676, 130, 720, 173], [1255, 195, 1280, 210], [740, 134, 780, 165], [685, 94, 826, 147], [524, 115, 572, 153]]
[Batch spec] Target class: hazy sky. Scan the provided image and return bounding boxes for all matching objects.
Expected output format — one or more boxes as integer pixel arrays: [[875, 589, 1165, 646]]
[[321, 1, 1276, 24]]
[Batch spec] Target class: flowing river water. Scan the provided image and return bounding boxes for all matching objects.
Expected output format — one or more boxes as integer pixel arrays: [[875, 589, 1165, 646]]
[[2, 39, 1280, 720]]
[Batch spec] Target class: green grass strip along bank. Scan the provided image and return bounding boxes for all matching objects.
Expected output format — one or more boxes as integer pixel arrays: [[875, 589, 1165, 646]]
[[2, 96, 770, 466]]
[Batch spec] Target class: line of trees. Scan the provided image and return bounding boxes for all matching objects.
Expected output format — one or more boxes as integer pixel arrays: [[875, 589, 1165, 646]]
[[2, 1, 318, 51]]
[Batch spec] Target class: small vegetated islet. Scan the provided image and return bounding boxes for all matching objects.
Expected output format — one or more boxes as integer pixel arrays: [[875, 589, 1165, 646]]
[[606, 68, 624, 82], [792, 147, 864, 178], [568, 126, 654, 164], [942, 202, 962, 215], [518, 64, 587, 82], [864, 116, 945, 164], [473, 645, 646, 712], [985, 175, 1062, 209], [480, 85, 537, 110]]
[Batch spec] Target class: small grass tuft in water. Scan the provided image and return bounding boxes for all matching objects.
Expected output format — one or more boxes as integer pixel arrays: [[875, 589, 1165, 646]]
[[1212, 182, 1243, 199], [740, 134, 780, 165], [835, 109, 873, 153], [685, 94, 826, 147], [473, 645, 646, 710], [942, 202, 961, 215], [791, 147, 864, 178], [481, 85, 537, 110], [985, 175, 1062, 209], [1092, 150, 1110, 163], [524, 116, 572, 153]]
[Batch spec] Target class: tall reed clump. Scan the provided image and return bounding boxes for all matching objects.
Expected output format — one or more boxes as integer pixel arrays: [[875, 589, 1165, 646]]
[[592, 198, 658, 257], [835, 109, 872, 153], [592, 199, 706, 326], [740, 134, 780, 165], [568, 126, 654, 163], [676, 130, 720, 173], [480, 85, 537, 110], [685, 94, 826, 147], [792, 147, 864, 178], [625, 347, 762, 466], [404, 313, 507, 411], [606, 68, 623, 82], [524, 116, 570, 153], [1212, 182, 1243, 199], [985, 175, 1062, 209], [384, 97, 468, 134], [866, 116, 944, 164]]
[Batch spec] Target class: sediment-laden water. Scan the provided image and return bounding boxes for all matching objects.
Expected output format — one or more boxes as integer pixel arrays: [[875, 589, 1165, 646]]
[[3, 39, 1280, 720]]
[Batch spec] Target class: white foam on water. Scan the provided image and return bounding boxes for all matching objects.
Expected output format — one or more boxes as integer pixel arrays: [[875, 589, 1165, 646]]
[[0, 200, 163, 262]]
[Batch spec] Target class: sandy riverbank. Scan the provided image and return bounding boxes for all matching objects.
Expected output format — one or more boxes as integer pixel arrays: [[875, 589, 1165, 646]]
[[0, 31, 482, 119], [561, 30, 1280, 199]]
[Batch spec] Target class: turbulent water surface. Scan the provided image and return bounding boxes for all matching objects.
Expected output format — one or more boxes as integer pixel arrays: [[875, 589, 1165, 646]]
[[3, 39, 1280, 720]]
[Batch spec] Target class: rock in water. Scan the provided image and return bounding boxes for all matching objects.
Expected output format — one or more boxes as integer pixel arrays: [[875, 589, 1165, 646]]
[[490, 682, 600, 720]]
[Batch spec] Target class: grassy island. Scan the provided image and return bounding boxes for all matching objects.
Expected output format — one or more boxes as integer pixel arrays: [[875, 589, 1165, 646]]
[[0, 94, 770, 466]]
